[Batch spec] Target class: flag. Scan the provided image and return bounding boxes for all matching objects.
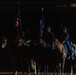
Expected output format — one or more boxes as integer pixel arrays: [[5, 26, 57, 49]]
[[40, 8, 44, 38], [15, 1, 25, 38], [15, 8, 21, 28]]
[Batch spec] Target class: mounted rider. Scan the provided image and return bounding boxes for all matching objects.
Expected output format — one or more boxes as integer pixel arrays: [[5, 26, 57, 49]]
[[61, 27, 75, 60]]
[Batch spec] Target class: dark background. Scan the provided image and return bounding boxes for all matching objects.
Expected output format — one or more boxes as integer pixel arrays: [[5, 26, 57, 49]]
[[0, 0, 76, 42]]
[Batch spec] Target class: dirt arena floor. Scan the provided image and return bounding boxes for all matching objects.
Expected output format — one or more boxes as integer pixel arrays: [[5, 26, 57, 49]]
[[0, 72, 76, 75]]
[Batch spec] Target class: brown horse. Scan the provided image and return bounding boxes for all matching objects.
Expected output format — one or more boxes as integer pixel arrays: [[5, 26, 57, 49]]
[[52, 38, 67, 75]]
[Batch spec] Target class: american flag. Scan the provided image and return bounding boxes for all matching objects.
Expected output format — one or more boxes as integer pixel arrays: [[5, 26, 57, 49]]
[[15, 8, 21, 28], [15, 1, 25, 38]]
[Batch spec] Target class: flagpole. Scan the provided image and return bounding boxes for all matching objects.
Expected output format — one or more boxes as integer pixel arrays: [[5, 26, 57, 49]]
[[18, 1, 19, 5], [41, 7, 44, 28], [41, 8, 44, 18], [16, 1, 22, 38], [40, 8, 44, 38], [41, 8, 48, 75]]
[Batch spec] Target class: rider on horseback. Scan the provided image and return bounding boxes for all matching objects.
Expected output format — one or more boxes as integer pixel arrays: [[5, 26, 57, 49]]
[[40, 25, 55, 75], [42, 25, 55, 48], [61, 27, 75, 60]]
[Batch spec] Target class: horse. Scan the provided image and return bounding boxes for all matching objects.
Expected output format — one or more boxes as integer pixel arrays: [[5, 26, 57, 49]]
[[9, 38, 30, 75], [52, 38, 67, 75], [25, 40, 42, 75]]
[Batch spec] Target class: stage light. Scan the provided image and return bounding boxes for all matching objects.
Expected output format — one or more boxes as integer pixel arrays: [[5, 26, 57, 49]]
[[70, 3, 76, 7]]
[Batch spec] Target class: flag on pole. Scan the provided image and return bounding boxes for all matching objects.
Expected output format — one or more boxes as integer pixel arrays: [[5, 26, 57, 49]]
[[15, 1, 25, 38], [40, 8, 44, 38], [15, 5, 21, 28]]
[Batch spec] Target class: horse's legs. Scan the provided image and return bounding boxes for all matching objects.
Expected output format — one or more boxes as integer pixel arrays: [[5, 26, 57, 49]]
[[28, 64, 30, 75], [56, 63, 62, 75], [37, 64, 41, 74], [59, 63, 61, 75], [34, 63, 37, 75], [15, 71, 18, 75], [20, 55, 25, 75], [36, 60, 41, 74], [38, 68, 40, 74], [44, 65, 48, 75], [54, 63, 59, 75], [54, 69, 56, 75], [11, 56, 17, 75], [75, 49, 76, 56], [71, 65, 73, 75], [56, 63, 61, 75], [62, 58, 65, 75]]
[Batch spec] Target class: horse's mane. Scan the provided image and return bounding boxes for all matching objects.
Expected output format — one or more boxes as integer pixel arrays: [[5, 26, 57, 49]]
[[55, 38, 59, 43], [53, 38, 65, 54]]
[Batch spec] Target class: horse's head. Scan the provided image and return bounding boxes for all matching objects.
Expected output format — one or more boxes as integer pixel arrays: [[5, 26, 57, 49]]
[[53, 38, 58, 46], [52, 38, 58, 49], [52, 38, 62, 51], [53, 38, 66, 55]]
